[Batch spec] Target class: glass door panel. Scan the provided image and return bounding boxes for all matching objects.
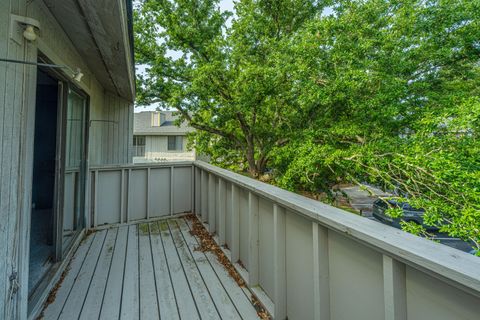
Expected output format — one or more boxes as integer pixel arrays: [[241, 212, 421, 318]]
[[62, 88, 87, 252]]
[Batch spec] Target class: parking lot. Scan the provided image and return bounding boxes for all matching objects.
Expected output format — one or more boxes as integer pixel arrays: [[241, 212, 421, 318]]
[[339, 185, 475, 254]]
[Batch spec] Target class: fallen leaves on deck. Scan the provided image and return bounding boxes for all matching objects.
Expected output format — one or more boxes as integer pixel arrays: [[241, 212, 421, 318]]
[[185, 214, 271, 320]]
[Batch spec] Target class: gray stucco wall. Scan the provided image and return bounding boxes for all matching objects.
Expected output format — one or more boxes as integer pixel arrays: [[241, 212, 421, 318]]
[[0, 1, 133, 318]]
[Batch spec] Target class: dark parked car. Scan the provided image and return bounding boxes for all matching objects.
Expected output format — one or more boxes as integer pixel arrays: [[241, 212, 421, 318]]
[[372, 198, 439, 231]]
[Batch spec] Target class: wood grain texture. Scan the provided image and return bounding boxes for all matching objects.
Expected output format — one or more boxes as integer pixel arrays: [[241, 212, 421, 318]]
[[41, 218, 260, 319], [194, 161, 480, 296]]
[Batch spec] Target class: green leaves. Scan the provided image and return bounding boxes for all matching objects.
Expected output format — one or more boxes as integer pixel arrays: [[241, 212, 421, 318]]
[[135, 0, 480, 250]]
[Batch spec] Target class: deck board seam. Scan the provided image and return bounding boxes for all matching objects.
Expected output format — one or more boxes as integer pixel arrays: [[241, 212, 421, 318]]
[[166, 220, 204, 319], [97, 227, 120, 319], [55, 233, 98, 320], [183, 218, 258, 319], [182, 219, 249, 320], [170, 219, 223, 319], [156, 221, 182, 318], [119, 225, 130, 319], [77, 230, 109, 320], [175, 219, 238, 320], [148, 223, 162, 319], [137, 224, 141, 319]]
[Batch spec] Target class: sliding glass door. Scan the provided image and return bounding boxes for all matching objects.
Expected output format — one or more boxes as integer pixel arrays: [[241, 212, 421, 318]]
[[61, 87, 88, 254]]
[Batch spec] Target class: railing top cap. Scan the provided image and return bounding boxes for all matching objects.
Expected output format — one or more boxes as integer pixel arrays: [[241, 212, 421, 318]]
[[194, 160, 480, 296]]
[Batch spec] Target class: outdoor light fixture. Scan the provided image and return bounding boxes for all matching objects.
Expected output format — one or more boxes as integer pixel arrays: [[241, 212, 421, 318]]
[[0, 58, 84, 83], [73, 68, 84, 82], [22, 25, 37, 41], [10, 14, 40, 44]]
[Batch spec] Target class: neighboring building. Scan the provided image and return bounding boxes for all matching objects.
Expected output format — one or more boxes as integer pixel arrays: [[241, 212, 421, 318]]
[[0, 1, 135, 318], [133, 111, 195, 162]]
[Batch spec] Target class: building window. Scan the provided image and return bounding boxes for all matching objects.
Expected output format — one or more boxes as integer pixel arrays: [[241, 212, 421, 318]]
[[151, 113, 161, 127], [133, 135, 146, 157], [168, 136, 183, 151]]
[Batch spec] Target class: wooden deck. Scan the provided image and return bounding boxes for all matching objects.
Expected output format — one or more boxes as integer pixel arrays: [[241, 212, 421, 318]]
[[41, 217, 260, 320]]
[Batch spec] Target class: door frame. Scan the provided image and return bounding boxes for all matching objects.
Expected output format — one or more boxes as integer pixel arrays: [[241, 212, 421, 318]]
[[55, 82, 90, 259], [26, 52, 90, 312]]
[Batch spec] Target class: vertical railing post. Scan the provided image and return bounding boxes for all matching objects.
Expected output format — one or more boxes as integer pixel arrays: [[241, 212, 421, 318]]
[[208, 173, 216, 232], [230, 184, 240, 263], [120, 169, 125, 224], [273, 204, 287, 320], [201, 170, 208, 222], [191, 165, 195, 214], [146, 167, 150, 220], [313, 222, 330, 320], [217, 178, 226, 245], [248, 192, 259, 286], [170, 166, 174, 215], [93, 170, 98, 228], [127, 168, 131, 223], [194, 167, 200, 215], [383, 255, 407, 320]]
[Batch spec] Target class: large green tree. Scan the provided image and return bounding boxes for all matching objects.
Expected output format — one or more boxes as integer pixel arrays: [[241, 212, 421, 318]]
[[271, 0, 480, 249], [135, 0, 480, 249], [134, 0, 328, 176]]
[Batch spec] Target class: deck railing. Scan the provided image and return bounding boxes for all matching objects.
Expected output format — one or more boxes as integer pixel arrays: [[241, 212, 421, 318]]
[[89, 161, 480, 320], [88, 162, 193, 228]]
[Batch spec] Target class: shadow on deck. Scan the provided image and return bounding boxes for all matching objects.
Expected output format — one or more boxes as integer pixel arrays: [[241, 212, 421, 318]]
[[41, 217, 260, 319]]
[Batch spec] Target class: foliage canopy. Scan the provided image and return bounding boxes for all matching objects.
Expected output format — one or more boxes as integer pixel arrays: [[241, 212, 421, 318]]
[[135, 0, 480, 250]]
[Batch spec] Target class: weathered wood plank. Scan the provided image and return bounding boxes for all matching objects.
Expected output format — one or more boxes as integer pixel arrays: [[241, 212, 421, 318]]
[[0, 1, 22, 315], [201, 170, 208, 222], [183, 218, 260, 320], [138, 223, 160, 320], [273, 204, 287, 320], [150, 221, 180, 320], [383, 255, 407, 320], [217, 178, 226, 245], [42, 233, 96, 319], [208, 173, 216, 233], [99, 225, 128, 319], [194, 161, 480, 296], [248, 192, 259, 286], [230, 184, 240, 263], [176, 218, 241, 320], [79, 228, 118, 320], [168, 220, 220, 320], [58, 230, 108, 319], [120, 225, 139, 320], [312, 222, 330, 320], [159, 220, 200, 319]]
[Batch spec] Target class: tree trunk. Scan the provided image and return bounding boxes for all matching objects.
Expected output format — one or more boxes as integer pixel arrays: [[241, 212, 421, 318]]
[[246, 146, 259, 177]]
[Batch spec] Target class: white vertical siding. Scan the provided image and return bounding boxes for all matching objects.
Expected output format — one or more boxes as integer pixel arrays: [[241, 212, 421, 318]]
[[0, 1, 134, 318], [90, 92, 132, 166], [0, 1, 33, 319], [135, 135, 195, 162]]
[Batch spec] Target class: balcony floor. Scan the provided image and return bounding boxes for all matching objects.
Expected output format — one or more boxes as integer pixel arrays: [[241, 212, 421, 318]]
[[41, 217, 260, 320]]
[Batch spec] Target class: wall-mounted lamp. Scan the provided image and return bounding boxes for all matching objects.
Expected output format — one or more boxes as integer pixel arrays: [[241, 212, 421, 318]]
[[73, 68, 84, 82], [0, 58, 84, 83], [23, 25, 37, 41], [10, 14, 40, 44]]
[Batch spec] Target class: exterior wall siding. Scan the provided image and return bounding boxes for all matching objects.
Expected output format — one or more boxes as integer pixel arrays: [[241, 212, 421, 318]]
[[0, 1, 133, 318], [133, 135, 195, 163], [28, 1, 133, 167], [0, 1, 31, 319]]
